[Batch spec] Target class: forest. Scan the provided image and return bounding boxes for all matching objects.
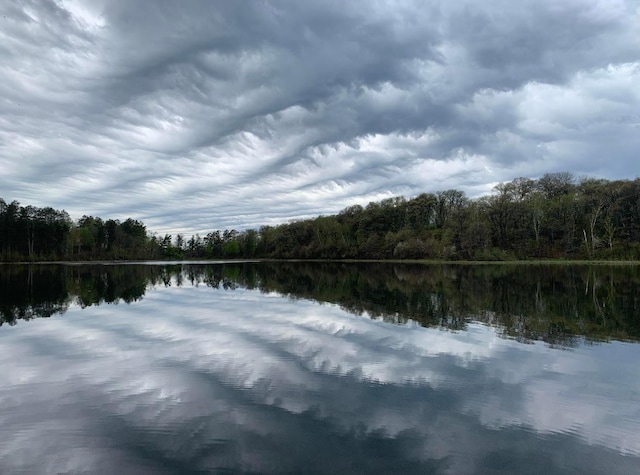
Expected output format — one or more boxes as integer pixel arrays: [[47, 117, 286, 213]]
[[2, 172, 640, 262]]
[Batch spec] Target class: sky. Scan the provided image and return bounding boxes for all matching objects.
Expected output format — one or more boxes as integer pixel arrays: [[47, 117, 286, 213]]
[[1, 0, 639, 235]]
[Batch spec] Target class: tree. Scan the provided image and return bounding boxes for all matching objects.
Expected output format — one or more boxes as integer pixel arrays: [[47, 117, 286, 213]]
[[407, 193, 436, 231], [578, 178, 613, 255], [174, 233, 185, 251], [205, 230, 223, 258], [20, 205, 38, 258], [435, 190, 466, 229], [485, 183, 516, 249], [528, 191, 546, 255], [537, 172, 575, 199], [223, 239, 240, 257]]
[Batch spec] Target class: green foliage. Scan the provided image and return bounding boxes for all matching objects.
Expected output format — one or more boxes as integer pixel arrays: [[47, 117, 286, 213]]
[[251, 173, 638, 262], [3, 173, 640, 262], [223, 240, 240, 257], [0, 201, 159, 261]]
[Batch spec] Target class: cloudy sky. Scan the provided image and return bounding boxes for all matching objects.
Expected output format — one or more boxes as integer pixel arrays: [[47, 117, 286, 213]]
[[1, 0, 639, 234]]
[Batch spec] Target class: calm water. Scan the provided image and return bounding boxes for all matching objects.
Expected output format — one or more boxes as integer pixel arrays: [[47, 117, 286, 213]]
[[1, 262, 639, 474]]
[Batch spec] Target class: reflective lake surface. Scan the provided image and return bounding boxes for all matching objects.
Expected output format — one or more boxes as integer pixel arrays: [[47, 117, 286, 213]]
[[1, 262, 640, 474]]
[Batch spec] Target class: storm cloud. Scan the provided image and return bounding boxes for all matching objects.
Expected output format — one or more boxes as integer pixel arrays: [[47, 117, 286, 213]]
[[1, 0, 639, 233]]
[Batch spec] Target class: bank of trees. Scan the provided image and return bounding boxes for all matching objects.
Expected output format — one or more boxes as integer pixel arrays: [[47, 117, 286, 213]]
[[2, 173, 640, 262], [0, 199, 156, 261], [0, 200, 70, 260], [178, 173, 639, 261]]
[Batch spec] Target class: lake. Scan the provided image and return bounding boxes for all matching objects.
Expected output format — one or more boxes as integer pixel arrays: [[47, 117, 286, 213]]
[[1, 262, 639, 474]]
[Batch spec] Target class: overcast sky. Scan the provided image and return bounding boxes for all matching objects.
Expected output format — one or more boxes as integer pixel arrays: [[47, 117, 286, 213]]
[[1, 0, 639, 234]]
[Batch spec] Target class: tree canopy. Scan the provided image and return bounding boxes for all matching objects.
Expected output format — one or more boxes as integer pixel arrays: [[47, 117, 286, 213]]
[[2, 173, 640, 262]]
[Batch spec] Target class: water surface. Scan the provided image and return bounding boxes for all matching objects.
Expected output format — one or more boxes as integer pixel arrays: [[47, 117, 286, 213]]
[[1, 262, 639, 474]]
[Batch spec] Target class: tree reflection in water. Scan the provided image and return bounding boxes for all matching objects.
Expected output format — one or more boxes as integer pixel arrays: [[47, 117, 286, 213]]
[[1, 262, 639, 347]]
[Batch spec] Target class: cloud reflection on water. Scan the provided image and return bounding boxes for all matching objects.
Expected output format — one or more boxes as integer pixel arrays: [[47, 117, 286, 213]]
[[1, 283, 639, 474]]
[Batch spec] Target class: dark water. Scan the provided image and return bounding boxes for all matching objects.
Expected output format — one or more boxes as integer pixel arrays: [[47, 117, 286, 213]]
[[1, 262, 639, 474]]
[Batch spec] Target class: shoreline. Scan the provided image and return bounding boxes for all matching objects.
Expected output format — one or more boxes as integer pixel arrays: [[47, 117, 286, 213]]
[[2, 258, 640, 266]]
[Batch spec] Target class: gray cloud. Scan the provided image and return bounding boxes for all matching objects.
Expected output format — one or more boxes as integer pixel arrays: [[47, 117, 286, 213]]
[[1, 0, 639, 233]]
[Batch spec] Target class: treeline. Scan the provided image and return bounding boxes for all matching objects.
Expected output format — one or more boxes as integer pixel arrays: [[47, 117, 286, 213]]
[[172, 172, 640, 261], [0, 199, 157, 261], [2, 172, 640, 261]]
